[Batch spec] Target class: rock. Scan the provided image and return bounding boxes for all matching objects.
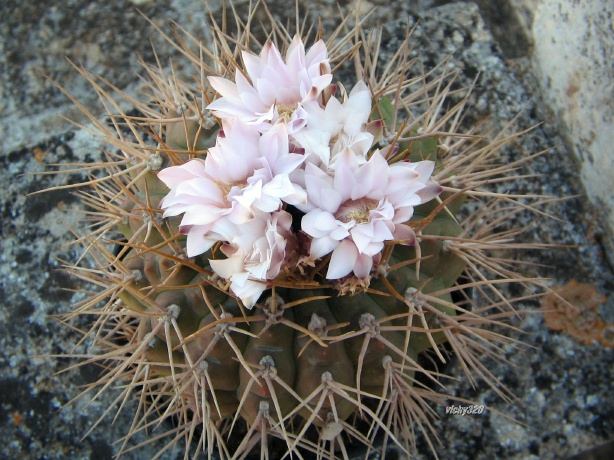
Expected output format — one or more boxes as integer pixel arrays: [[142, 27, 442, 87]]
[[488, 0, 614, 267], [531, 1, 614, 266]]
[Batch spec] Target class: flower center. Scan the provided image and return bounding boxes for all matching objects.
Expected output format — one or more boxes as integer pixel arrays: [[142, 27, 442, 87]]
[[217, 180, 246, 202], [277, 103, 298, 123], [336, 198, 379, 224], [217, 181, 234, 197]]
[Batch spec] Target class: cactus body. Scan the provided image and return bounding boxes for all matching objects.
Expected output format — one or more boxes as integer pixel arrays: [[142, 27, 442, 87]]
[[51, 4, 552, 459]]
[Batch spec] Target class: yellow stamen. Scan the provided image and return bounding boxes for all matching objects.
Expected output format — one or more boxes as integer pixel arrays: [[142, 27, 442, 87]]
[[336, 198, 379, 224], [277, 103, 298, 123]]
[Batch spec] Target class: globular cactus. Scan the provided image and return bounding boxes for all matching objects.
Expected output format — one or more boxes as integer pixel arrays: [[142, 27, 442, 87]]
[[50, 3, 551, 459]]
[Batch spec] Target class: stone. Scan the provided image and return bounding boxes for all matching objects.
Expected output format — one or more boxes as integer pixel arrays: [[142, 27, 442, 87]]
[[494, 0, 614, 266], [531, 1, 614, 265]]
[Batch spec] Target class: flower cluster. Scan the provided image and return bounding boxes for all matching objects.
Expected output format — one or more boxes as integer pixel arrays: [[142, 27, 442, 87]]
[[158, 36, 441, 307]]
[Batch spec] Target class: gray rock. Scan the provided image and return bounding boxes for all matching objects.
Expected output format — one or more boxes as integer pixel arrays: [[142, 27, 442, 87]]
[[1, 1, 612, 459], [475, 0, 614, 270]]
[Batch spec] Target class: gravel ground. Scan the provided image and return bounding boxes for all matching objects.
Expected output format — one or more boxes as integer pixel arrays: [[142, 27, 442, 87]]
[[1, 1, 612, 459]]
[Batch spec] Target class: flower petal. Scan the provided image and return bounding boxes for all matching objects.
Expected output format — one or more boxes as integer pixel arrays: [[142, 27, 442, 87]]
[[326, 239, 358, 279], [353, 253, 373, 279], [310, 235, 340, 259], [185, 227, 216, 257], [393, 224, 416, 245]]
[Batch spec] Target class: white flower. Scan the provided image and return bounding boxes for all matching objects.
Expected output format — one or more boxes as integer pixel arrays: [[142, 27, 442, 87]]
[[209, 211, 296, 308], [207, 35, 332, 133], [292, 81, 374, 169], [158, 120, 304, 256], [300, 148, 441, 279]]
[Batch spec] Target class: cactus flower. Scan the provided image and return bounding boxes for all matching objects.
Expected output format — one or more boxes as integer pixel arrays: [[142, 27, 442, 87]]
[[158, 120, 305, 257], [207, 35, 332, 133], [209, 210, 297, 308], [301, 149, 442, 279], [292, 80, 374, 169]]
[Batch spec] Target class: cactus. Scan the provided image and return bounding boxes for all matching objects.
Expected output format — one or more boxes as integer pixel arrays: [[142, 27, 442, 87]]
[[48, 3, 552, 459]]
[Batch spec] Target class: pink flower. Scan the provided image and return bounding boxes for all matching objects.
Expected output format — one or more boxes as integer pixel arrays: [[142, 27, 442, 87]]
[[157, 120, 304, 257], [300, 148, 441, 279], [209, 211, 296, 308], [157, 158, 245, 256], [207, 35, 332, 133], [161, 36, 441, 289]]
